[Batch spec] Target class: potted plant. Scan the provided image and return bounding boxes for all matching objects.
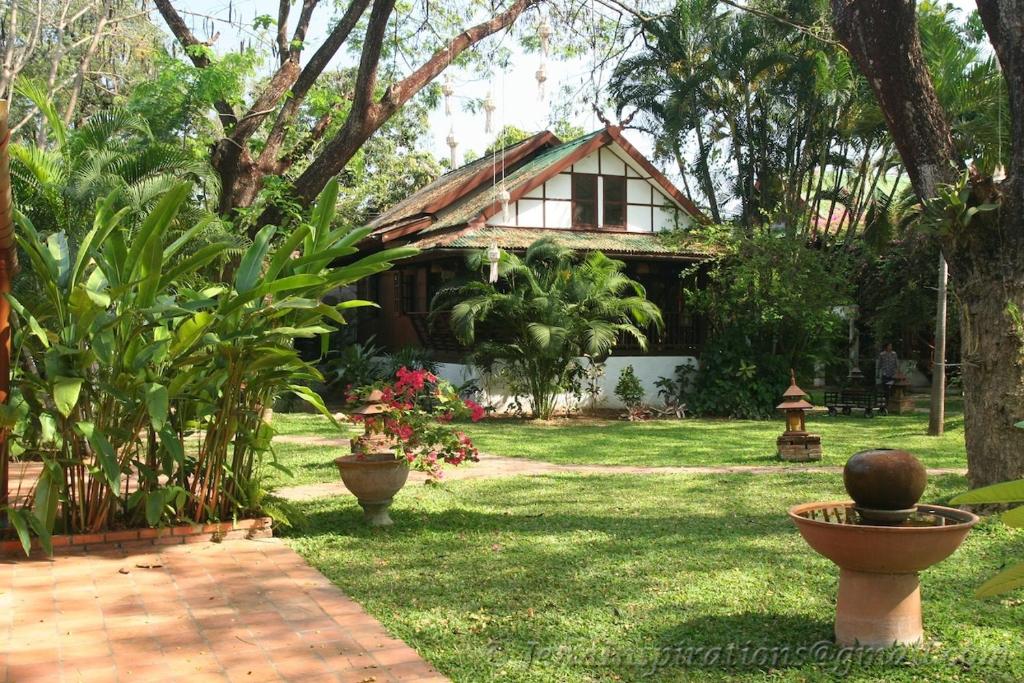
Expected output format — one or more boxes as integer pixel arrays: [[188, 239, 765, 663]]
[[336, 367, 485, 526]]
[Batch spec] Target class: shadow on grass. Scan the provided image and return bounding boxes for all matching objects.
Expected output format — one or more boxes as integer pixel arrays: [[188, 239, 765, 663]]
[[281, 472, 1019, 682], [652, 611, 833, 667]]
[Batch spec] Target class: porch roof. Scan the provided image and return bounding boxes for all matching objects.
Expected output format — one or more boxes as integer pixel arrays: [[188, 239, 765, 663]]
[[405, 225, 714, 259]]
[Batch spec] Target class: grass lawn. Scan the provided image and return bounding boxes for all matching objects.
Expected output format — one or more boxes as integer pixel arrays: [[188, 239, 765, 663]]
[[283, 472, 1022, 682], [266, 442, 343, 488], [458, 410, 967, 469], [265, 407, 967, 492], [271, 412, 354, 438], [263, 415, 359, 488]]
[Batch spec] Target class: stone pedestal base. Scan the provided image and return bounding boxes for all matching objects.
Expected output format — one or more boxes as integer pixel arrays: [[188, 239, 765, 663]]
[[358, 499, 396, 527], [835, 569, 922, 647], [777, 433, 822, 462], [888, 391, 916, 415]]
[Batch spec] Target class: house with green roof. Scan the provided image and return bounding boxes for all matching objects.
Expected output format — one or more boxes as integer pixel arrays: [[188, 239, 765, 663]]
[[356, 125, 714, 408]]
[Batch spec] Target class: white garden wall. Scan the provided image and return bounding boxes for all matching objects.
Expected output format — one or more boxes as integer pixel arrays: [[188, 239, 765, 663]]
[[436, 355, 699, 414]]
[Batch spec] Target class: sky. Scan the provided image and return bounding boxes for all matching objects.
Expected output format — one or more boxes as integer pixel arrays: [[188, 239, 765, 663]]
[[170, 0, 983, 181]]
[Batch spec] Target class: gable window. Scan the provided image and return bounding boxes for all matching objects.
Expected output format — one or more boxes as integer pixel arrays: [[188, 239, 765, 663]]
[[571, 174, 598, 228], [571, 173, 629, 229], [603, 176, 626, 228]]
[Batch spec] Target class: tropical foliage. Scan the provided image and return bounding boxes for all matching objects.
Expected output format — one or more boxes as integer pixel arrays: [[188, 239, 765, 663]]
[[949, 420, 1024, 597], [433, 238, 662, 419], [610, 1, 1005, 237], [2, 179, 413, 552], [9, 82, 219, 241], [678, 226, 851, 418]]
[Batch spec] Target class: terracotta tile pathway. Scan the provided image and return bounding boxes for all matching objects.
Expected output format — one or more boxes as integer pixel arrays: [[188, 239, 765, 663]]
[[0, 539, 447, 683]]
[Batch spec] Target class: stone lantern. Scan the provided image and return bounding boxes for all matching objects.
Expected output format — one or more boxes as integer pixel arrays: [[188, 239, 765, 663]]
[[777, 370, 822, 462], [887, 372, 915, 415], [349, 389, 392, 454]]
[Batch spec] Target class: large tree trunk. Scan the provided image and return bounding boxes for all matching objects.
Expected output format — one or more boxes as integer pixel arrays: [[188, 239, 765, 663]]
[[957, 267, 1024, 486], [831, 0, 1024, 487]]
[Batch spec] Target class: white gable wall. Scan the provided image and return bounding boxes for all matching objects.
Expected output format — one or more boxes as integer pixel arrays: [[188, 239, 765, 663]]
[[486, 142, 694, 232]]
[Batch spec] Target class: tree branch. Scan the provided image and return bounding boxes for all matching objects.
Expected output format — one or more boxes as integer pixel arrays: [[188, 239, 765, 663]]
[[290, 0, 320, 60], [63, 0, 111, 125], [349, 0, 397, 125], [256, 0, 371, 170], [152, 0, 237, 129], [378, 0, 540, 120], [290, 0, 542, 204], [276, 0, 291, 62]]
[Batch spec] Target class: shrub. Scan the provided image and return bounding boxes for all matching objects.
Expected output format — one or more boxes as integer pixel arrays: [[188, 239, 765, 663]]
[[614, 365, 645, 409], [654, 362, 695, 414], [434, 238, 662, 419], [320, 337, 386, 394], [3, 179, 414, 551], [682, 227, 850, 418]]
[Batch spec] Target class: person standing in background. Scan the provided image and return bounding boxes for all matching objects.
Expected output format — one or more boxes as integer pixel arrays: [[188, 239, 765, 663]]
[[878, 343, 899, 401]]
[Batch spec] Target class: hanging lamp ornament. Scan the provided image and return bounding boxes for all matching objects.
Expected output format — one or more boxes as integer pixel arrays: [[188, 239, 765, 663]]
[[538, 17, 553, 58], [487, 243, 501, 283], [442, 74, 455, 116], [499, 183, 512, 221], [483, 92, 497, 134], [536, 63, 548, 102], [447, 128, 458, 167]]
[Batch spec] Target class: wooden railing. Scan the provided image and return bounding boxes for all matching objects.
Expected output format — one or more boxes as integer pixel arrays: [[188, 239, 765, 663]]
[[617, 309, 702, 355], [409, 309, 701, 357]]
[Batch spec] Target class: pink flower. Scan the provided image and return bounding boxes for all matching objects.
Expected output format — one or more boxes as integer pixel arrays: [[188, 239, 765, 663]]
[[463, 399, 486, 422], [437, 411, 454, 424], [385, 419, 414, 442], [394, 366, 429, 395]]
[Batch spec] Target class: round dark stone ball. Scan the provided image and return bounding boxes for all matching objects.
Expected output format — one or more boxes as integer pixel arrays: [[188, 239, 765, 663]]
[[843, 449, 927, 511]]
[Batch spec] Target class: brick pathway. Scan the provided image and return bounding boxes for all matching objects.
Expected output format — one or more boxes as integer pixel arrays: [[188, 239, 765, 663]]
[[0, 539, 447, 683]]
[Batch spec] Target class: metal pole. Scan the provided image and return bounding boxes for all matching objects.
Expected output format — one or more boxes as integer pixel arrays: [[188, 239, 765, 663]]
[[928, 252, 948, 436], [0, 101, 18, 522]]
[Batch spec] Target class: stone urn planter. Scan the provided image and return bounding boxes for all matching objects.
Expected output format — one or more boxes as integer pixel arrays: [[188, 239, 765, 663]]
[[335, 390, 410, 527], [337, 370, 485, 526], [334, 452, 409, 527]]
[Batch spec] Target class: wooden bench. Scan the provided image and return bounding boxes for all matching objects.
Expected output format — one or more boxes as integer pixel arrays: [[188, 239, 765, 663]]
[[823, 388, 888, 417]]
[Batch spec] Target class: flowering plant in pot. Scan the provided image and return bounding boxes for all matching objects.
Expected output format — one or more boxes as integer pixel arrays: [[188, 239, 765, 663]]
[[336, 367, 485, 525]]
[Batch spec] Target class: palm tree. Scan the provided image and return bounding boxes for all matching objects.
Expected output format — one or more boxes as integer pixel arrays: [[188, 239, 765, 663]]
[[8, 81, 219, 240], [433, 239, 663, 419]]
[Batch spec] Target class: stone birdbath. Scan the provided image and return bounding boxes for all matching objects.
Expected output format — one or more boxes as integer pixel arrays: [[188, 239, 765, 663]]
[[789, 449, 978, 647]]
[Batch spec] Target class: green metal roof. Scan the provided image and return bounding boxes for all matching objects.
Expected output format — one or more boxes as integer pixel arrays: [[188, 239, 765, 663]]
[[367, 133, 551, 232], [423, 131, 605, 234], [406, 226, 713, 258]]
